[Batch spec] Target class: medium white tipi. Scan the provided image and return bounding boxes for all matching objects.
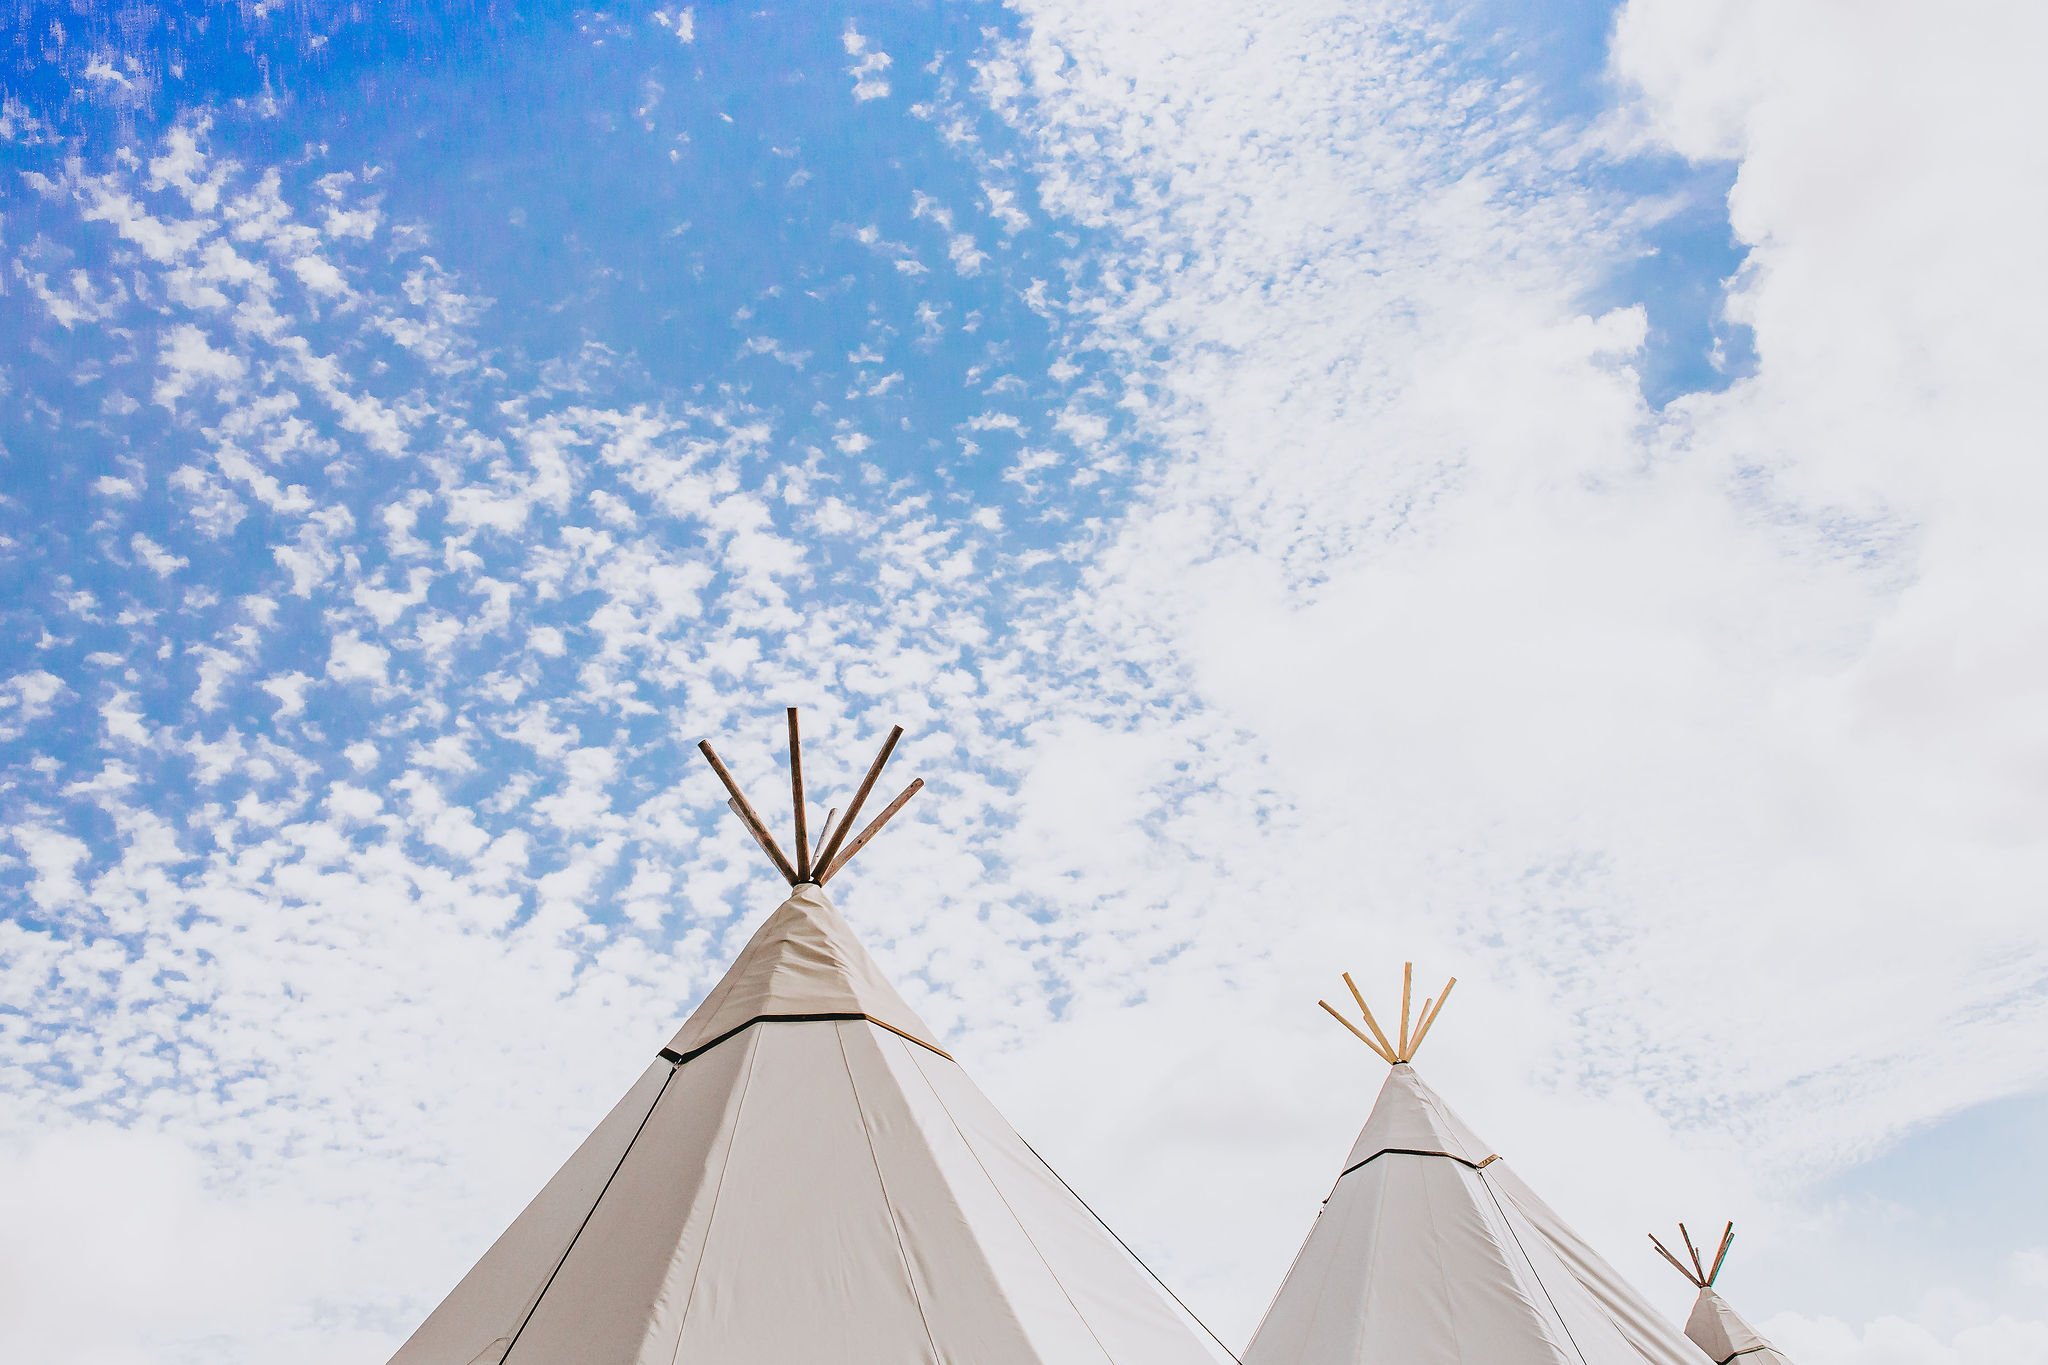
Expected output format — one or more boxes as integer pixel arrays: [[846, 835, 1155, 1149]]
[[1650, 1223, 1795, 1365], [1243, 966, 1708, 1365], [389, 712, 1231, 1365]]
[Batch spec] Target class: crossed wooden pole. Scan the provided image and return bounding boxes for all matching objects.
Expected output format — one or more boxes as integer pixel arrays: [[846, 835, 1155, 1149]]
[[697, 708, 924, 886], [1649, 1221, 1735, 1289], [1318, 962, 1457, 1064]]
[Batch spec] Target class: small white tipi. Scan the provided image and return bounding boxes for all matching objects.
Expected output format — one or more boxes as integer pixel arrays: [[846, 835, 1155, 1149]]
[[389, 712, 1231, 1365], [1650, 1223, 1795, 1365], [1243, 966, 1708, 1365]]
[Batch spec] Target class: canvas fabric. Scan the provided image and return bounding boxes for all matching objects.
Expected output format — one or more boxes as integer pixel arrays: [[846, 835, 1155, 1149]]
[[1245, 1064, 1708, 1365], [663, 880, 939, 1058], [1686, 1286, 1794, 1365], [389, 885, 1228, 1365]]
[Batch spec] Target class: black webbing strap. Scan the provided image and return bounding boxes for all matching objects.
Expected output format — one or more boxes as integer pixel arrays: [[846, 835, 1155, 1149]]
[[659, 1011, 954, 1066]]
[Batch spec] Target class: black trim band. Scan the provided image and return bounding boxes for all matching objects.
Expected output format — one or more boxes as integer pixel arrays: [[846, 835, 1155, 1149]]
[[1339, 1146, 1500, 1180], [659, 1012, 954, 1067], [1720, 1347, 1776, 1364]]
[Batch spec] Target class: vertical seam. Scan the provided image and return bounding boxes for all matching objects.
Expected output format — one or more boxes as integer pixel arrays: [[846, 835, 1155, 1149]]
[[900, 1036, 1119, 1364], [1479, 1167, 1590, 1365], [499, 1063, 677, 1363], [836, 1022, 945, 1365], [664, 1029, 764, 1365]]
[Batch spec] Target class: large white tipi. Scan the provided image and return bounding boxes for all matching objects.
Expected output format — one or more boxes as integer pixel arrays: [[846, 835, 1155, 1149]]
[[1243, 965, 1708, 1365], [389, 712, 1231, 1365], [1650, 1224, 1795, 1365]]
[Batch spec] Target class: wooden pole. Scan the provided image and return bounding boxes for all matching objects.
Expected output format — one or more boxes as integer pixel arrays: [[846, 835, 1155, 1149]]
[[812, 724, 903, 874], [1406, 976, 1457, 1056], [1648, 1233, 1701, 1287], [725, 800, 795, 883], [788, 707, 812, 882], [1707, 1222, 1734, 1286], [1398, 962, 1414, 1060], [1679, 1223, 1708, 1285], [1320, 999, 1395, 1063], [1343, 972, 1400, 1060], [812, 807, 838, 868], [820, 779, 924, 883], [699, 740, 799, 883]]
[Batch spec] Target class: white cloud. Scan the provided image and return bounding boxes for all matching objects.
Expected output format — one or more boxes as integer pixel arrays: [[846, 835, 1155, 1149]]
[[13, 825, 91, 911], [260, 671, 314, 717], [152, 323, 246, 408], [843, 23, 894, 102], [325, 633, 390, 687], [101, 690, 150, 746], [653, 7, 695, 42], [146, 120, 226, 212], [353, 568, 432, 626], [290, 254, 349, 296], [957, 0, 2048, 1340], [323, 204, 381, 241], [191, 646, 244, 711], [79, 182, 209, 263], [9, 32, 2044, 1365], [0, 1125, 377, 1365], [0, 671, 68, 741], [1768, 1308, 2048, 1365], [130, 533, 189, 577]]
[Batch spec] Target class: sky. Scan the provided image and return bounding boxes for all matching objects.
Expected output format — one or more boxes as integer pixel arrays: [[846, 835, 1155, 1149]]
[[2, 1, 2046, 1362]]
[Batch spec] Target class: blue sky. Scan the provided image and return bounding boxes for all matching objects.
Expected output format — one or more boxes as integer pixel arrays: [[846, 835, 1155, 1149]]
[[4, 3, 2046, 1363]]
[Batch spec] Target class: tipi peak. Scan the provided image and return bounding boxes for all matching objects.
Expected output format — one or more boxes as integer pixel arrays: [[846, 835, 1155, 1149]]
[[662, 880, 944, 1062], [697, 706, 924, 888], [1652, 1221, 1797, 1365], [1318, 961, 1456, 1064]]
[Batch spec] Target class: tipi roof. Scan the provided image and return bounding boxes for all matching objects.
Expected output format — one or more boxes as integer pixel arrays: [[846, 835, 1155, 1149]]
[[1651, 1224, 1795, 1365], [388, 711, 1231, 1365], [1244, 965, 1708, 1365], [661, 881, 941, 1060]]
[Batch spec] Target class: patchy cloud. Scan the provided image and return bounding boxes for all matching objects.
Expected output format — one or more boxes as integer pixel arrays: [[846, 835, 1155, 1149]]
[[843, 23, 894, 102], [2, 7, 2042, 1365]]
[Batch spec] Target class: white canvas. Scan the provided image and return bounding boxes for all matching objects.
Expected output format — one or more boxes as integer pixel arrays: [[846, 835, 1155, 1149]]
[[389, 884, 1230, 1365], [1686, 1285, 1794, 1365], [1245, 1063, 1707, 1365]]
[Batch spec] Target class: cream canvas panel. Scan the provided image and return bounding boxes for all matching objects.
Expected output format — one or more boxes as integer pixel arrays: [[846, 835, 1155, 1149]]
[[1686, 1287, 1794, 1365], [1247, 1152, 1586, 1365], [846, 1024, 1120, 1363], [1487, 1164, 1706, 1365], [665, 883, 937, 1058], [497, 1033, 760, 1362], [388, 1059, 673, 1365], [1480, 1163, 1705, 1365], [893, 1034, 1236, 1364], [395, 1017, 1230, 1364], [654, 1022, 941, 1364]]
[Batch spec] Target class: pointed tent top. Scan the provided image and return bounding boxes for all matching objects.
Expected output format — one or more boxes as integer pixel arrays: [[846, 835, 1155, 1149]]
[[698, 707, 924, 887], [664, 881, 944, 1061], [1340, 1055, 1497, 1169], [1684, 1285, 1784, 1365], [1318, 961, 1456, 1064], [1654, 1226, 1794, 1365], [1648, 1222, 1735, 1289]]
